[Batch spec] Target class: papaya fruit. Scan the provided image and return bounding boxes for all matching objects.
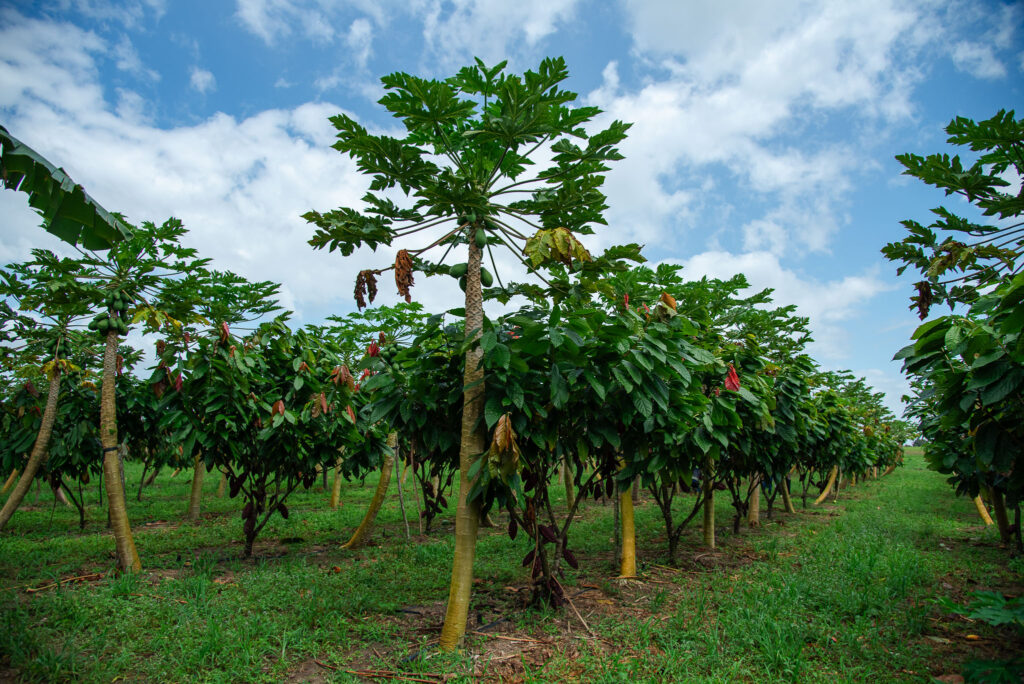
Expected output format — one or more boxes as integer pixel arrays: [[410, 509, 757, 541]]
[[450, 262, 468, 278], [480, 268, 494, 288], [459, 276, 467, 292], [475, 229, 486, 248]]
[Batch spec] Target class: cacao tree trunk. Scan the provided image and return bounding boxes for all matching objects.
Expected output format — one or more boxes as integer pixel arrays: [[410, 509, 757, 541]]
[[813, 466, 838, 505], [988, 486, 1012, 544], [747, 476, 760, 527], [2, 469, 20, 495], [781, 476, 797, 514], [186, 454, 205, 521], [439, 238, 486, 652], [619, 480, 636, 578], [100, 329, 141, 572], [0, 371, 61, 531], [216, 470, 226, 498], [562, 457, 575, 512], [702, 458, 715, 549], [973, 494, 994, 526], [330, 457, 343, 509], [341, 433, 396, 549]]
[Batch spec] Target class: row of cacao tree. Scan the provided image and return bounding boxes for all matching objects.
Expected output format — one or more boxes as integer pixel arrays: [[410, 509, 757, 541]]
[[2, 57, 909, 652], [883, 110, 1024, 551]]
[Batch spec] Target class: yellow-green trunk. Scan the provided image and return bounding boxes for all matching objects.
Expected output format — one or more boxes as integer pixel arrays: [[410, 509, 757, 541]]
[[330, 458, 343, 509], [813, 466, 838, 505], [619, 482, 636, 578], [702, 459, 715, 548], [747, 476, 760, 527], [973, 495, 994, 526], [0, 372, 61, 531], [186, 455, 204, 521], [2, 469, 19, 495], [342, 434, 396, 549], [781, 476, 797, 514]]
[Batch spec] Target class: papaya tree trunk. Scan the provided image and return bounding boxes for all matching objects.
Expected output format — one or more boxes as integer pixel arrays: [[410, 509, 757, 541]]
[[341, 433, 396, 549], [439, 238, 486, 652], [813, 466, 838, 505], [0, 371, 61, 531], [330, 457, 343, 509], [3, 469, 20, 495], [702, 459, 715, 549], [100, 329, 141, 572], [619, 480, 636, 578], [186, 455, 205, 521], [747, 476, 760, 527], [973, 495, 994, 526]]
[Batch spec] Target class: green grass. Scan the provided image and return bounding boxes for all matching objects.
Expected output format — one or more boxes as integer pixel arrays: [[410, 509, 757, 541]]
[[1, 451, 1021, 682]]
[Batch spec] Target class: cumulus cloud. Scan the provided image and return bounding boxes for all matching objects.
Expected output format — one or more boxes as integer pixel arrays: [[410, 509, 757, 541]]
[[951, 41, 1007, 79], [189, 66, 216, 93], [588, 0, 924, 257], [678, 250, 891, 361], [417, 0, 581, 69]]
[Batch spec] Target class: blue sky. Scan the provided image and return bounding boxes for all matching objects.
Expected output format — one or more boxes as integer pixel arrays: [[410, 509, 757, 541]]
[[1, 0, 1022, 414]]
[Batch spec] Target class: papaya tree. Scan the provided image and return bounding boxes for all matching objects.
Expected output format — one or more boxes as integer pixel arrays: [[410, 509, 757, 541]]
[[306, 57, 631, 649], [0, 255, 96, 530]]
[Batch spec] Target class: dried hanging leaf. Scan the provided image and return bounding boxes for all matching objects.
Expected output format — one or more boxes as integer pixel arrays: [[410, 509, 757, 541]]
[[395, 249, 414, 302], [660, 291, 677, 311], [354, 270, 379, 310], [487, 413, 522, 482]]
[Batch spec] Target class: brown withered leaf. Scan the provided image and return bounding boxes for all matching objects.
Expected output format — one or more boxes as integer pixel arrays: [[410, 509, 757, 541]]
[[395, 249, 414, 303], [354, 270, 379, 310]]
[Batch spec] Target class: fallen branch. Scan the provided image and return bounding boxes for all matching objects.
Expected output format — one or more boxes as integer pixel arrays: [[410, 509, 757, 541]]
[[25, 572, 104, 593], [343, 670, 444, 683], [470, 631, 544, 644]]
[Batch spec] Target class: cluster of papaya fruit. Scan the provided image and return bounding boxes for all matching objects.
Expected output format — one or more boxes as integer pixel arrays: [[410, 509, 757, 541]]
[[86, 289, 132, 338], [41, 335, 63, 360], [449, 261, 494, 291]]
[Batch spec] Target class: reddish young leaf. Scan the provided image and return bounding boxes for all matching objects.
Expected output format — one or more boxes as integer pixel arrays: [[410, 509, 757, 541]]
[[725, 364, 741, 392]]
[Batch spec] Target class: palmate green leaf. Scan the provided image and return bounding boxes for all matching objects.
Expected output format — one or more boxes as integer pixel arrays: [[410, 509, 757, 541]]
[[1, 125, 132, 250], [379, 72, 478, 131]]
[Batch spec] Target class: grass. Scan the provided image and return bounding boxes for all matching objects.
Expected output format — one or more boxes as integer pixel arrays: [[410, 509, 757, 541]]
[[1, 449, 1021, 682]]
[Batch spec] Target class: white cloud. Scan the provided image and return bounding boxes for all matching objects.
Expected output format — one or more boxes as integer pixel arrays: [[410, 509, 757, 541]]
[[678, 250, 891, 361], [346, 17, 373, 68], [951, 41, 1007, 79], [49, 0, 166, 29], [417, 0, 581, 69], [233, 0, 390, 45], [588, 0, 926, 257], [112, 35, 159, 81], [189, 66, 216, 94]]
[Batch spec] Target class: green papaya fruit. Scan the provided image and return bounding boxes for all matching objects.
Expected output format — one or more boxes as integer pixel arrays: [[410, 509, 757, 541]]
[[88, 319, 98, 331], [450, 262, 468, 278], [480, 268, 494, 288], [97, 318, 110, 332], [475, 229, 486, 248], [467, 212, 477, 224], [459, 276, 467, 292]]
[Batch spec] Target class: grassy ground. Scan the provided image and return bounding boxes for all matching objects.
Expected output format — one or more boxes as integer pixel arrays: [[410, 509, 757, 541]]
[[0, 448, 1021, 682]]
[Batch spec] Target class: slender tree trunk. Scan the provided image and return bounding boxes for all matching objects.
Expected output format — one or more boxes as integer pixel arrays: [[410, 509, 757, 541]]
[[973, 495, 994, 526], [439, 238, 486, 652], [330, 458, 343, 509], [988, 487, 1012, 544], [747, 475, 760, 527], [341, 433, 396, 549], [702, 459, 715, 549], [2, 469, 20, 495], [186, 455, 205, 521], [394, 446, 410, 539], [100, 329, 141, 572], [813, 466, 838, 505], [562, 457, 575, 512], [619, 481, 637, 578], [882, 464, 897, 477], [0, 371, 61, 531], [144, 465, 160, 487], [781, 476, 797, 514], [216, 470, 226, 498]]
